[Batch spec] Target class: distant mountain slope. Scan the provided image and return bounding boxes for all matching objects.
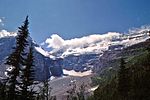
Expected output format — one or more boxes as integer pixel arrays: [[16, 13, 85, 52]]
[[91, 38, 150, 86], [0, 26, 149, 81], [93, 39, 150, 100], [44, 26, 150, 58], [0, 31, 63, 81], [43, 27, 150, 72]]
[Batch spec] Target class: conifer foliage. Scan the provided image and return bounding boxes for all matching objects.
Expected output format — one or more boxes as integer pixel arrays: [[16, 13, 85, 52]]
[[20, 46, 35, 100], [4, 16, 34, 100], [117, 58, 129, 100]]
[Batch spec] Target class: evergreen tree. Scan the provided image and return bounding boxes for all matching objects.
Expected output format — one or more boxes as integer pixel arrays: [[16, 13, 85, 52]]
[[0, 80, 7, 100], [44, 80, 49, 100], [5, 16, 30, 100], [117, 58, 129, 100], [20, 46, 36, 100], [43, 80, 49, 100], [38, 79, 52, 100], [138, 36, 150, 99], [145, 36, 150, 96]]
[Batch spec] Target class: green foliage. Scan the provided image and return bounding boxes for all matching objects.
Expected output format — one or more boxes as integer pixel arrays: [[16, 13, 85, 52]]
[[117, 58, 130, 100], [128, 49, 150, 100], [87, 95, 95, 100], [93, 43, 150, 100], [94, 77, 119, 100]]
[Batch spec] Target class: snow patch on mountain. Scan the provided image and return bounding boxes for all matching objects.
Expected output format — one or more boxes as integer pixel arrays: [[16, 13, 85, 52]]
[[128, 25, 150, 35], [63, 69, 92, 77], [34, 46, 49, 56], [0, 30, 17, 38]]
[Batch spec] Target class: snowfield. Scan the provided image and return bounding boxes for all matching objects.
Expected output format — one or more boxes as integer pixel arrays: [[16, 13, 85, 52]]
[[63, 69, 92, 77]]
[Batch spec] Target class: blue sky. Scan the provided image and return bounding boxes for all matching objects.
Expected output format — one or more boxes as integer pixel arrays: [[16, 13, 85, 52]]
[[0, 0, 150, 43]]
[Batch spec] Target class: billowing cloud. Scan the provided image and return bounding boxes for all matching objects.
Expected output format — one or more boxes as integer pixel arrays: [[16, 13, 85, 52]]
[[64, 32, 121, 48], [45, 34, 64, 49], [44, 32, 122, 56], [45, 32, 121, 49], [0, 17, 5, 26], [44, 25, 150, 57]]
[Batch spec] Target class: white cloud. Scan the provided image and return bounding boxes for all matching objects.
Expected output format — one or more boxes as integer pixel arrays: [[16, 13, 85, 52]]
[[44, 32, 121, 56], [0, 19, 2, 23], [45, 32, 121, 49], [44, 25, 150, 57], [0, 18, 4, 26], [45, 34, 64, 49]]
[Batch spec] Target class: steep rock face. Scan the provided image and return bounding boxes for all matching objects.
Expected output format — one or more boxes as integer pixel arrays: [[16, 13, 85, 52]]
[[0, 37, 16, 62], [50, 44, 123, 73], [62, 53, 100, 72], [0, 27, 149, 80], [49, 58, 63, 76], [0, 36, 63, 81], [32, 48, 51, 81], [0, 37, 16, 79], [49, 30, 150, 73], [56, 45, 123, 73]]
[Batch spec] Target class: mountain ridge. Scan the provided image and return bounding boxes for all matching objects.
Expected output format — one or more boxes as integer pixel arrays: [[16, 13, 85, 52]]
[[43, 26, 150, 58], [40, 26, 150, 72], [0, 26, 149, 80]]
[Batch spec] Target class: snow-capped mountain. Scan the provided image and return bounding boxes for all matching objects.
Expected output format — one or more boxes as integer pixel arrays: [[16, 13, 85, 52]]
[[0, 30, 63, 81], [0, 26, 149, 80], [42, 26, 150, 72], [45, 29, 149, 58]]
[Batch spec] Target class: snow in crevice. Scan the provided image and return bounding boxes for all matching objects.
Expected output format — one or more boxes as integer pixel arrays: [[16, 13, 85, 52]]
[[34, 46, 49, 56]]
